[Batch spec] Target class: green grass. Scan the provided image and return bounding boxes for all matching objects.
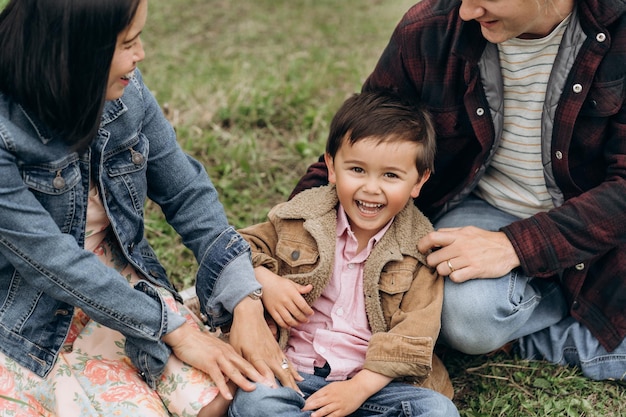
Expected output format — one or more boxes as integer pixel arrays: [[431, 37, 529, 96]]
[[139, 1, 625, 414], [3, 0, 622, 414]]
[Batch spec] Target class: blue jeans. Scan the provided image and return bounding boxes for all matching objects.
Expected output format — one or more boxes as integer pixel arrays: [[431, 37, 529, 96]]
[[228, 373, 459, 417], [436, 195, 626, 381]]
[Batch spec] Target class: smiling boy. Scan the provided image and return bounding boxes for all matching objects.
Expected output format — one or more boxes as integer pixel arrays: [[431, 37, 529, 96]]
[[229, 91, 458, 417]]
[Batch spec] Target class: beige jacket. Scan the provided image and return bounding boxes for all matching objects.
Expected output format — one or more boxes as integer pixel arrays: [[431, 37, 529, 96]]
[[239, 185, 453, 398]]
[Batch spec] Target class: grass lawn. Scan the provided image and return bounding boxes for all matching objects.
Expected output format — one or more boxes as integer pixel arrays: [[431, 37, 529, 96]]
[[138, 1, 625, 415], [4, 0, 617, 414]]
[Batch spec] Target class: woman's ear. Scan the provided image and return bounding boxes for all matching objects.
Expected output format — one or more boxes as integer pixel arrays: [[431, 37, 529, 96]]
[[324, 153, 337, 184]]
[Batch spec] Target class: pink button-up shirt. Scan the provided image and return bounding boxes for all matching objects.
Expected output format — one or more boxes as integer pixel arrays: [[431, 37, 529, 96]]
[[285, 205, 393, 380]]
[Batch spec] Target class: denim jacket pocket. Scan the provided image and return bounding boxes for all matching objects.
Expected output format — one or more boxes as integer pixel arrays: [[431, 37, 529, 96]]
[[21, 156, 82, 232], [21, 156, 81, 195], [103, 133, 148, 176]]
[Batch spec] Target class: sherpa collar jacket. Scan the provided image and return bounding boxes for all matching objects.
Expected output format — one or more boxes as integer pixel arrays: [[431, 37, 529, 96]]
[[238, 185, 453, 398]]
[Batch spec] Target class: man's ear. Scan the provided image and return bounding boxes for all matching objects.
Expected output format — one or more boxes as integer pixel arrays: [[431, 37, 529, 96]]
[[324, 153, 337, 184], [410, 169, 431, 198]]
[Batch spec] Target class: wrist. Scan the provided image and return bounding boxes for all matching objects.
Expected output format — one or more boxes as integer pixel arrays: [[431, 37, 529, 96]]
[[233, 293, 264, 315]]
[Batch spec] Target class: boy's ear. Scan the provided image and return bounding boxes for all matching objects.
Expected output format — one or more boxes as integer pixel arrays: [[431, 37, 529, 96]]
[[324, 153, 337, 184], [410, 169, 431, 198]]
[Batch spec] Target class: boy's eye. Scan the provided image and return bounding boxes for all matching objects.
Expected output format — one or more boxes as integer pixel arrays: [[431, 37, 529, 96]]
[[351, 167, 364, 173], [384, 172, 399, 179]]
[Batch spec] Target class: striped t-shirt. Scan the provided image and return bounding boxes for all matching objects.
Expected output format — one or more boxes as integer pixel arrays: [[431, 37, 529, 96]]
[[474, 15, 571, 219]]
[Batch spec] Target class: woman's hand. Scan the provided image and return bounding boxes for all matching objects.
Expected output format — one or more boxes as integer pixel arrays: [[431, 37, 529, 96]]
[[254, 266, 313, 328], [228, 296, 303, 393], [162, 321, 266, 400], [418, 226, 521, 282]]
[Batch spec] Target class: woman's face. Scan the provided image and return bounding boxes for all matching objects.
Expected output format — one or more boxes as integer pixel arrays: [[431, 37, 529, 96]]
[[106, 0, 148, 100], [459, 0, 573, 43]]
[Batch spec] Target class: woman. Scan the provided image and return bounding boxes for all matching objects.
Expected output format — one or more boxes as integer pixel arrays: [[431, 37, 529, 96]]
[[0, 0, 298, 415], [293, 0, 626, 381]]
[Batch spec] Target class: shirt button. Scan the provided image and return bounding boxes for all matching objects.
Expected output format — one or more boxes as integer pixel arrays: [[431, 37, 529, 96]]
[[319, 347, 327, 354], [596, 33, 606, 42], [572, 300, 580, 310], [336, 308, 344, 316], [555, 151, 563, 160], [575, 263, 585, 271], [347, 263, 355, 270], [476, 107, 485, 116], [572, 84, 583, 94], [291, 250, 300, 261]]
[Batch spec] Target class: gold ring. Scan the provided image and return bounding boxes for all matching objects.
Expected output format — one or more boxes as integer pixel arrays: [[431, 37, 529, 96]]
[[447, 259, 456, 273], [281, 358, 289, 370]]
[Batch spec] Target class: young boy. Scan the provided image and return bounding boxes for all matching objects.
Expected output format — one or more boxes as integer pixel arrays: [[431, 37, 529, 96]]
[[229, 91, 458, 417]]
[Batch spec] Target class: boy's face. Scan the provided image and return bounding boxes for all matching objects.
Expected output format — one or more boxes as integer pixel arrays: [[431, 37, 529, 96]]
[[325, 136, 430, 242]]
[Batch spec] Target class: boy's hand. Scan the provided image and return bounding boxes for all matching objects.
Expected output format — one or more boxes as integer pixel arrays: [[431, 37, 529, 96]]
[[254, 266, 314, 328], [303, 370, 392, 417]]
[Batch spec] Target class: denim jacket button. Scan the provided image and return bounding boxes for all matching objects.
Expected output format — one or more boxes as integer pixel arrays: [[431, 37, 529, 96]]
[[52, 175, 66, 189], [131, 149, 145, 165], [291, 250, 300, 261]]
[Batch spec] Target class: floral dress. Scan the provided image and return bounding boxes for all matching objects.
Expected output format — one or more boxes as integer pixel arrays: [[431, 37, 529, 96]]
[[0, 184, 219, 417]]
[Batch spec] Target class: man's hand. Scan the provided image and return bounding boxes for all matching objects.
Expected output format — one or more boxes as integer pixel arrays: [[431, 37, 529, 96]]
[[418, 226, 521, 282]]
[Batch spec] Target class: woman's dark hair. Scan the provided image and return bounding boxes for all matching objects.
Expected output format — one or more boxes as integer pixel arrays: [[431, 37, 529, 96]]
[[0, 0, 141, 150], [326, 90, 436, 177]]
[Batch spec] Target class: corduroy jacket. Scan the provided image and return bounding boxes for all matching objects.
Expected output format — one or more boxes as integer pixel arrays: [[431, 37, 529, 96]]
[[239, 185, 454, 398]]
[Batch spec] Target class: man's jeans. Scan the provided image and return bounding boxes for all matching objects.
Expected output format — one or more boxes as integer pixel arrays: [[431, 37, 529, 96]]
[[229, 373, 459, 417], [435, 195, 626, 381]]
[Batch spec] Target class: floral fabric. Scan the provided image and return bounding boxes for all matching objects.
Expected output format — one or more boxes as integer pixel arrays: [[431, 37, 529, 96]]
[[0, 184, 218, 416]]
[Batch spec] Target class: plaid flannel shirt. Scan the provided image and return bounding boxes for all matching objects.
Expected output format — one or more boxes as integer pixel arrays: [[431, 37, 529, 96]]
[[294, 0, 626, 351]]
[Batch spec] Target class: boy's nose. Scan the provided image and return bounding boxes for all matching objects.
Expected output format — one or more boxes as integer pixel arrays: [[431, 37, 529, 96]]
[[362, 178, 382, 194]]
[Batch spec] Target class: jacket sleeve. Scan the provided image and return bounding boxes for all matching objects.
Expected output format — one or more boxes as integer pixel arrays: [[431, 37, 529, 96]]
[[134, 72, 260, 324], [363, 263, 443, 383]]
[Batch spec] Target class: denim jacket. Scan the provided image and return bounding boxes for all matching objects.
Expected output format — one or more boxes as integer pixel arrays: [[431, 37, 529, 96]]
[[0, 70, 259, 387]]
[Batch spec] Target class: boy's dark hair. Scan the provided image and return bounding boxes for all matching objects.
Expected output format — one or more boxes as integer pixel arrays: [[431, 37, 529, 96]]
[[0, 0, 142, 151], [326, 90, 436, 176]]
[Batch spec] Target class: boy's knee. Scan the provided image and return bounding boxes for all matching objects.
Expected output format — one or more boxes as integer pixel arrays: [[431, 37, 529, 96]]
[[230, 383, 305, 417]]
